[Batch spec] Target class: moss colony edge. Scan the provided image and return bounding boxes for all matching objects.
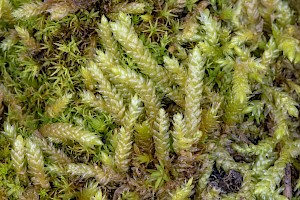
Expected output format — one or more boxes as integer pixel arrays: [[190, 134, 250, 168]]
[[1, 0, 300, 199]]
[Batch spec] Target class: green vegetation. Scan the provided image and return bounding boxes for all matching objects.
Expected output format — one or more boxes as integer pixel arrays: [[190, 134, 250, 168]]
[[1, 0, 300, 199]]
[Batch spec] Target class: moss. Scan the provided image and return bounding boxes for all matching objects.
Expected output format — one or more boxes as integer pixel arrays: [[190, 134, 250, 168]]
[[1, 0, 300, 199]]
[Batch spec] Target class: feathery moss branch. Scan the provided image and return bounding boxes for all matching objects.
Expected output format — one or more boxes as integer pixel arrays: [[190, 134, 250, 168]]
[[11, 135, 28, 184], [153, 108, 170, 164], [26, 138, 50, 188], [39, 123, 103, 148], [115, 95, 142, 172]]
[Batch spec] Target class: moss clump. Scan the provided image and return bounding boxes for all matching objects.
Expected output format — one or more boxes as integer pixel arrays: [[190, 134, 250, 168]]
[[1, 0, 300, 199]]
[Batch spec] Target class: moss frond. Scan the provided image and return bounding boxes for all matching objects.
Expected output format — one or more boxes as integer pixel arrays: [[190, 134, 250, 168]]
[[115, 95, 142, 172], [26, 138, 50, 188], [39, 123, 103, 148], [153, 108, 170, 164], [11, 135, 28, 184], [184, 46, 205, 140], [12, 1, 45, 19], [32, 131, 71, 165], [45, 93, 72, 118], [171, 178, 193, 200]]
